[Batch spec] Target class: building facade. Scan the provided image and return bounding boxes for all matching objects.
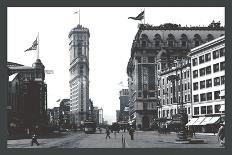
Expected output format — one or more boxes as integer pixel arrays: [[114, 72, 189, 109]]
[[59, 99, 71, 129], [119, 89, 129, 122], [127, 23, 224, 130], [187, 35, 225, 132], [69, 24, 90, 127], [7, 59, 47, 134], [157, 58, 192, 121]]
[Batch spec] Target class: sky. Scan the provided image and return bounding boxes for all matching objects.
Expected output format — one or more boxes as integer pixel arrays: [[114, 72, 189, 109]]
[[7, 7, 225, 124]]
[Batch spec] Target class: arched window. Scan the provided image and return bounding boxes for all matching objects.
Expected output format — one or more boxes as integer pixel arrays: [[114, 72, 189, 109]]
[[180, 34, 188, 47], [154, 34, 162, 47], [167, 33, 175, 47], [193, 34, 202, 47], [206, 34, 214, 42], [140, 34, 150, 47]]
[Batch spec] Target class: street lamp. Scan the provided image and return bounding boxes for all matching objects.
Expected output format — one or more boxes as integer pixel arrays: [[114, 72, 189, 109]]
[[167, 57, 189, 141]]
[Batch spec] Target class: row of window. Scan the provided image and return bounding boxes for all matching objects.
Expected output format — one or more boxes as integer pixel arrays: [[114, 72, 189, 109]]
[[159, 107, 191, 118], [137, 56, 155, 63], [193, 76, 225, 90], [159, 82, 190, 96], [193, 90, 224, 102], [161, 94, 191, 105], [193, 104, 223, 115], [193, 62, 225, 78], [192, 48, 225, 66]]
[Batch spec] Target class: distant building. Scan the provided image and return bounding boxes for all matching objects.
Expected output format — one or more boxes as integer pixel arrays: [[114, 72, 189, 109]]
[[7, 59, 47, 134], [93, 106, 100, 125], [59, 99, 71, 129], [69, 24, 90, 127], [116, 110, 120, 122], [187, 35, 225, 132], [127, 22, 225, 130], [119, 89, 129, 122], [99, 108, 103, 125]]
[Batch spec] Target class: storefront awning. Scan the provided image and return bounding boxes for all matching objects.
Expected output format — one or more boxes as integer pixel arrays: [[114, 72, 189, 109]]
[[192, 117, 206, 126], [207, 116, 220, 124], [185, 117, 198, 126], [219, 104, 225, 112], [200, 117, 213, 125]]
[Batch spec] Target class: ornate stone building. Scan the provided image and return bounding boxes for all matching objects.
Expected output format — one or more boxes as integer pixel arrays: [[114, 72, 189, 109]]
[[7, 59, 47, 134], [127, 22, 224, 130], [68, 24, 90, 127]]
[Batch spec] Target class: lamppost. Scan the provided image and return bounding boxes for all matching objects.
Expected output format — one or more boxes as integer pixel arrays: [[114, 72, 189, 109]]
[[167, 57, 189, 141]]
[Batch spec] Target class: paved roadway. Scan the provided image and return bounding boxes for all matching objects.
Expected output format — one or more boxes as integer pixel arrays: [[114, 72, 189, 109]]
[[7, 129, 223, 148]]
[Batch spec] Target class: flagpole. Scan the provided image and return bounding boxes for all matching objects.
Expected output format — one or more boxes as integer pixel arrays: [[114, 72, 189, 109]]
[[37, 32, 39, 59]]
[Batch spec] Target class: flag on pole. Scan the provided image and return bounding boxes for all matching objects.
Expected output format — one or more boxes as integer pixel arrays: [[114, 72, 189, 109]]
[[128, 10, 144, 20], [24, 37, 38, 52]]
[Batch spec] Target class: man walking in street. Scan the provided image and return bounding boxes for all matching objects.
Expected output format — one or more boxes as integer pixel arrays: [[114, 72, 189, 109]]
[[105, 127, 111, 139], [31, 133, 40, 146], [217, 123, 225, 147], [129, 127, 135, 140]]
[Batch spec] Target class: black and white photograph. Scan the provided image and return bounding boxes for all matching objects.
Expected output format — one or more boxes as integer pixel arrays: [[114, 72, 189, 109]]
[[6, 7, 225, 148]]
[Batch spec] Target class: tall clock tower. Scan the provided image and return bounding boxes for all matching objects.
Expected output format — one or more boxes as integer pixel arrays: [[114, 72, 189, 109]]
[[68, 24, 90, 126]]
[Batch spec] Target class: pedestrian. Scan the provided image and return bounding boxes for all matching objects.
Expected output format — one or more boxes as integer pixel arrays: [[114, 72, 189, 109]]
[[99, 128, 102, 134], [105, 128, 111, 139], [129, 127, 135, 140], [31, 133, 39, 146], [217, 123, 225, 147]]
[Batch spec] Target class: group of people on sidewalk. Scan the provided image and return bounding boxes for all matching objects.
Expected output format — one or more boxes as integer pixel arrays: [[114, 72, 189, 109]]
[[105, 127, 135, 140]]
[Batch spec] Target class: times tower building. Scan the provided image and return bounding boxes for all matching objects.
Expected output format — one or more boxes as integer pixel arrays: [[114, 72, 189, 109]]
[[69, 24, 90, 127]]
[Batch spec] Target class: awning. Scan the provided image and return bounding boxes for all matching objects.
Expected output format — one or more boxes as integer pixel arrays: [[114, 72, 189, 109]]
[[207, 116, 220, 124], [200, 117, 213, 125], [192, 117, 206, 125], [219, 105, 225, 111], [185, 117, 198, 126]]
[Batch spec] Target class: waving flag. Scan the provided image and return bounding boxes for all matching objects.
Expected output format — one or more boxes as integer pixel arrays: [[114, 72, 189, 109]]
[[24, 37, 38, 52], [128, 10, 144, 20]]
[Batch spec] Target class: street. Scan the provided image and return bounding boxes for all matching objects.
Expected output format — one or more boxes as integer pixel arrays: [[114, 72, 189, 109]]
[[7, 129, 222, 148]]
